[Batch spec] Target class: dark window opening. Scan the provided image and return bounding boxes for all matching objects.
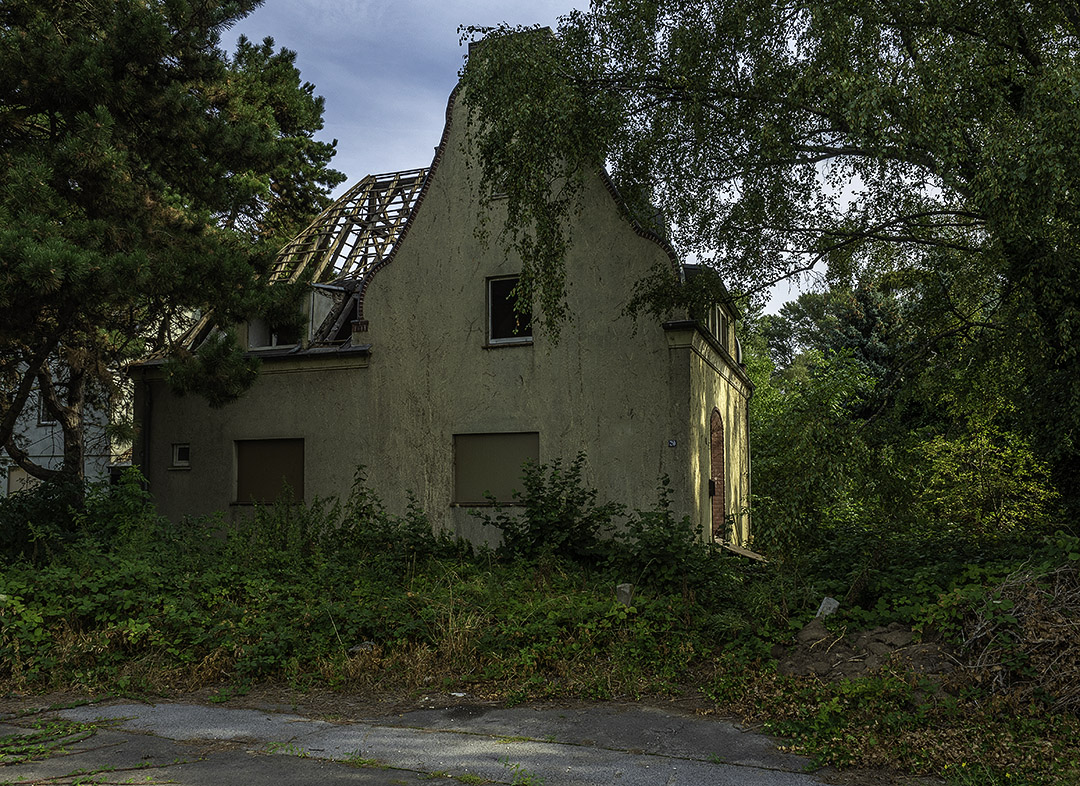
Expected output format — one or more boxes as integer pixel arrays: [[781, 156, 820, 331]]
[[248, 318, 300, 349], [37, 392, 56, 426], [171, 443, 190, 468], [488, 277, 532, 344]]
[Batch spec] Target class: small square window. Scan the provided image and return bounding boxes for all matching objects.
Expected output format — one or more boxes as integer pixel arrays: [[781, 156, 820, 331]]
[[488, 276, 532, 345], [171, 443, 191, 468]]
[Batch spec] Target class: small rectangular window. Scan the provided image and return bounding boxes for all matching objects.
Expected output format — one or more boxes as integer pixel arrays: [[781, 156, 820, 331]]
[[488, 276, 532, 345], [235, 438, 304, 504], [171, 443, 191, 468], [454, 432, 539, 504], [37, 393, 56, 426]]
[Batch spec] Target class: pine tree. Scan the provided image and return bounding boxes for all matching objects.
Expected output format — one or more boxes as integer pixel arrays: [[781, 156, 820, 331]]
[[0, 0, 344, 485]]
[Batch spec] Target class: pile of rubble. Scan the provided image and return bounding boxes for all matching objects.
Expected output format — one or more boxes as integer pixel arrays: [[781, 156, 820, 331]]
[[773, 617, 955, 681]]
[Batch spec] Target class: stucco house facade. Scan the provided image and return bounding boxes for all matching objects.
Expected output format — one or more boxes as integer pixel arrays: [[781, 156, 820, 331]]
[[130, 83, 754, 547], [2, 388, 112, 497]]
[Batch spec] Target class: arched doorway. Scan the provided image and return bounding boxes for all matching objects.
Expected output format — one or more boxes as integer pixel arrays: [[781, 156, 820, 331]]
[[710, 408, 726, 541]]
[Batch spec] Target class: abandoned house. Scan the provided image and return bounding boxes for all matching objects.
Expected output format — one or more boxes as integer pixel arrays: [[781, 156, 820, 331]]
[[130, 79, 754, 547]]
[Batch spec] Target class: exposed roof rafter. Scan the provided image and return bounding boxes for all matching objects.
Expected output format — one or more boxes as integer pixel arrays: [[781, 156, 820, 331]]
[[173, 168, 428, 353], [271, 168, 429, 285]]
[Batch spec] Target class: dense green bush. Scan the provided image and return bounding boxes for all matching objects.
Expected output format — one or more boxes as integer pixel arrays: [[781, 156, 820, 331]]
[[3, 455, 1079, 783], [0, 475, 84, 563], [475, 453, 624, 562]]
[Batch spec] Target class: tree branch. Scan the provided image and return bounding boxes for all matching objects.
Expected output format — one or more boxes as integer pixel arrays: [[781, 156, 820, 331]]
[[4, 436, 62, 482], [0, 339, 57, 451]]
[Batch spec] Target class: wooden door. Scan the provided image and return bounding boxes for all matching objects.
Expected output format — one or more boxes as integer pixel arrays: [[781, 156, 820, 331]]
[[710, 409, 726, 541]]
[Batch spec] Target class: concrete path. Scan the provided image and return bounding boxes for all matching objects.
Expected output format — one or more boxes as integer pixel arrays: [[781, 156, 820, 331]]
[[0, 698, 840, 785]]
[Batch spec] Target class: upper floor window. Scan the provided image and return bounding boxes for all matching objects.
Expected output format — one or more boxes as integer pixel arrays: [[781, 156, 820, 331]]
[[488, 276, 532, 345], [37, 392, 57, 426], [248, 318, 300, 350], [704, 305, 730, 351]]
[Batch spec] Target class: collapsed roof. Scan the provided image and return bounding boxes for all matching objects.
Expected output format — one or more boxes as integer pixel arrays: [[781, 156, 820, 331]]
[[178, 168, 428, 351], [270, 167, 429, 285]]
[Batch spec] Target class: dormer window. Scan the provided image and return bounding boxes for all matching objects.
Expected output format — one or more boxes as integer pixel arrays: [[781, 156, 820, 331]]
[[488, 276, 532, 345], [248, 318, 300, 350]]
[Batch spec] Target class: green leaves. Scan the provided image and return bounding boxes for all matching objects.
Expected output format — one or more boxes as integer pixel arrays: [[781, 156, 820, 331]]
[[916, 424, 1058, 537], [163, 330, 260, 409], [0, 0, 345, 478], [461, 3, 1080, 477], [460, 25, 622, 339]]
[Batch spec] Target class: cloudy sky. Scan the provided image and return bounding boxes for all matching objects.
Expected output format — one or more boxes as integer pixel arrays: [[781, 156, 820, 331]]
[[227, 1, 801, 309], [229, 1, 587, 194]]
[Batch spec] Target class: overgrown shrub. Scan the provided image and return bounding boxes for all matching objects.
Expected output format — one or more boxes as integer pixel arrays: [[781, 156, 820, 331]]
[[0, 475, 83, 563], [915, 423, 1058, 537], [749, 351, 876, 572], [73, 469, 164, 557], [4, 461, 1080, 782], [920, 531, 1080, 713], [475, 453, 624, 562], [334, 469, 467, 570], [611, 477, 744, 609]]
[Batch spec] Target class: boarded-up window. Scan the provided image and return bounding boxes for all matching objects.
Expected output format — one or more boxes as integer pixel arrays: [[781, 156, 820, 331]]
[[454, 432, 539, 504], [488, 277, 532, 344], [236, 439, 304, 503]]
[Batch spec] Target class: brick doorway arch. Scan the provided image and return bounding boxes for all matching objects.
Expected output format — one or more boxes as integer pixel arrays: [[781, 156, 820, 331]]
[[710, 408, 726, 541]]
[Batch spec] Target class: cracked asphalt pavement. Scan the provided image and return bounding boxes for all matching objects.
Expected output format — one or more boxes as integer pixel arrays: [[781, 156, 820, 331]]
[[0, 698, 879, 785]]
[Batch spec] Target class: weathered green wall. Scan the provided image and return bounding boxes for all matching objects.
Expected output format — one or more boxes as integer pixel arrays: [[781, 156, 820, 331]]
[[133, 354, 371, 524]]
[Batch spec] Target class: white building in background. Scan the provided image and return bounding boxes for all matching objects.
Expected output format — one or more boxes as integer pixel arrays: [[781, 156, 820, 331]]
[[1, 389, 112, 496]]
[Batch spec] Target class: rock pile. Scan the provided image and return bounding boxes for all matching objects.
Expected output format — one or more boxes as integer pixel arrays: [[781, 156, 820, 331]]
[[773, 619, 955, 681]]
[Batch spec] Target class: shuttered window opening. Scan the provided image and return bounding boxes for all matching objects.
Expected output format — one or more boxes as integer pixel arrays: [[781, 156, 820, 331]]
[[236, 438, 304, 504], [454, 432, 539, 504]]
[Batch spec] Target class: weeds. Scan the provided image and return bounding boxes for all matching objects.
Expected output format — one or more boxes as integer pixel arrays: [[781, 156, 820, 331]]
[[2, 463, 1080, 784], [343, 749, 386, 768], [500, 756, 545, 785], [0, 718, 96, 764]]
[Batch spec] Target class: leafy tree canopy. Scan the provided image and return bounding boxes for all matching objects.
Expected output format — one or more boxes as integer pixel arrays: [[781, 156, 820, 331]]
[[0, 0, 345, 482], [460, 0, 1080, 475]]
